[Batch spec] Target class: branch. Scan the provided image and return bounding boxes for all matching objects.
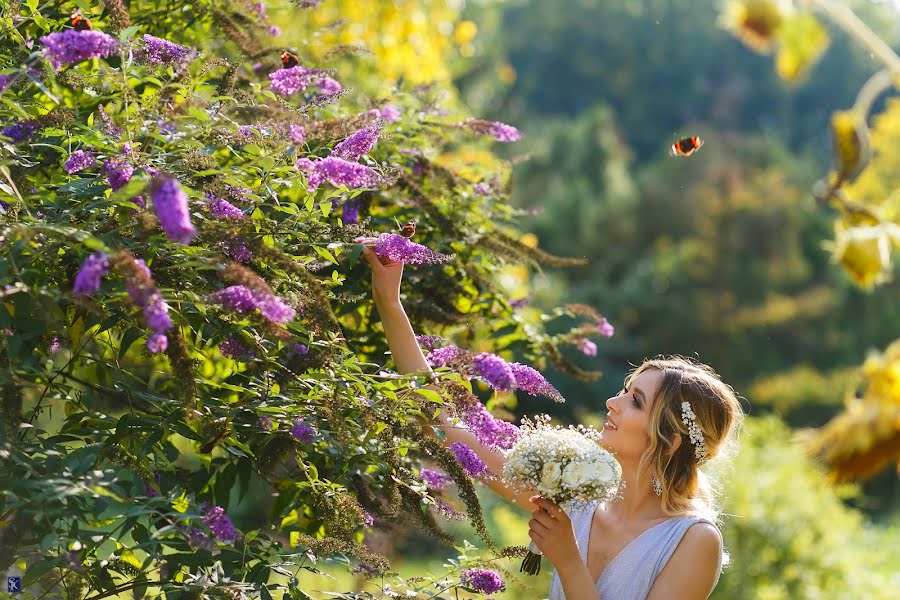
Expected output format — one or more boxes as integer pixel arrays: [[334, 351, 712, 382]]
[[807, 0, 900, 82]]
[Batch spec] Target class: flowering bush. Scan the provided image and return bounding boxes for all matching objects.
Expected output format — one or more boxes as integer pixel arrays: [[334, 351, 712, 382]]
[[0, 1, 615, 598]]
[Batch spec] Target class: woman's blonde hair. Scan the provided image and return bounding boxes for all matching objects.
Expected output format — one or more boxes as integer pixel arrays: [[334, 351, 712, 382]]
[[626, 355, 744, 525]]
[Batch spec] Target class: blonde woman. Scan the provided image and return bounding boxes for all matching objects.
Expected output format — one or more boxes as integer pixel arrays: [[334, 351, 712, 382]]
[[360, 243, 744, 600]]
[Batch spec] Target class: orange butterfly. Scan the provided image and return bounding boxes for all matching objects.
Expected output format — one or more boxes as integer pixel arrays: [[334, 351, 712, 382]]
[[670, 136, 703, 157]]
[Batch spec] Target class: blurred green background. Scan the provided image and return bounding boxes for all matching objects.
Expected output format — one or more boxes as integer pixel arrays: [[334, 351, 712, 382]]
[[273, 0, 900, 597]]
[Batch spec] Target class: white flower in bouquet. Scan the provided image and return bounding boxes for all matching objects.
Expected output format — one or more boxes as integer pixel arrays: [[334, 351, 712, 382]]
[[501, 414, 623, 575]]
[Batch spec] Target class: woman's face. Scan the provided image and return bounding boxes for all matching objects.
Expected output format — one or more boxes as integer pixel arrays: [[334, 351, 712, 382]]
[[600, 368, 664, 461]]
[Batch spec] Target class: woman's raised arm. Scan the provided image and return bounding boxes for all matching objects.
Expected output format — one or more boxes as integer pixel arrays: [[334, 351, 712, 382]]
[[359, 242, 537, 510]]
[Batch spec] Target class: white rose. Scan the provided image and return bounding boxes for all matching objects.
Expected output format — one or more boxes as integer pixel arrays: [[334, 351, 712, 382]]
[[540, 462, 562, 490], [589, 459, 616, 484], [562, 462, 590, 489]]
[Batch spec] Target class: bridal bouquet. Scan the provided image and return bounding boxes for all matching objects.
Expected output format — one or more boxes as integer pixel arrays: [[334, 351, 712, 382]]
[[502, 415, 623, 575]]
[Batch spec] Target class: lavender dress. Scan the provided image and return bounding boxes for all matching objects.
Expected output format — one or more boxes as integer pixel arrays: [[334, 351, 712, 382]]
[[548, 502, 723, 600]]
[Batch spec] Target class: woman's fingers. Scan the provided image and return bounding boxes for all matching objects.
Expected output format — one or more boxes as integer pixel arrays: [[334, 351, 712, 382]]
[[530, 496, 563, 519], [529, 518, 551, 536], [360, 244, 385, 272], [532, 508, 556, 527]]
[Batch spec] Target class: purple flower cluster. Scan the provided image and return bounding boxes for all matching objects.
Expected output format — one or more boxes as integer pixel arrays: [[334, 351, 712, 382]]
[[419, 468, 452, 490], [224, 239, 252, 263], [0, 73, 15, 92], [64, 150, 96, 174], [143, 471, 162, 497], [201, 504, 240, 544], [220, 337, 253, 359], [369, 105, 401, 123], [425, 344, 468, 368], [49, 336, 61, 353], [331, 125, 380, 162], [295, 156, 380, 192], [472, 352, 516, 391], [316, 77, 342, 95], [290, 418, 316, 443], [597, 317, 615, 337], [39, 30, 119, 71], [207, 194, 244, 220], [463, 118, 523, 143], [460, 568, 505, 594], [150, 176, 197, 244], [341, 198, 359, 225], [73, 252, 109, 296], [126, 259, 174, 354], [288, 124, 306, 144], [372, 233, 453, 265], [416, 335, 446, 352], [460, 401, 519, 451], [257, 415, 273, 430], [267, 25, 281, 36], [137, 34, 196, 66], [103, 159, 133, 191], [268, 65, 317, 96], [209, 285, 296, 324], [510, 362, 564, 403], [224, 184, 252, 202], [450, 442, 488, 478], [183, 526, 216, 551], [577, 338, 598, 356], [2, 120, 38, 143]]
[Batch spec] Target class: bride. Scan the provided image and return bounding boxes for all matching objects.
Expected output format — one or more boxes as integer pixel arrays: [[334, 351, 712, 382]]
[[360, 243, 744, 600]]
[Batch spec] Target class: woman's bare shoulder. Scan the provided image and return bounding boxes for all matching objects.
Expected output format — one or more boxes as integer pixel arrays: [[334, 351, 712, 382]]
[[646, 521, 722, 600]]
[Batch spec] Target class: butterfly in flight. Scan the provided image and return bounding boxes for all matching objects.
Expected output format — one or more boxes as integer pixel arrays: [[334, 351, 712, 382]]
[[280, 50, 300, 69], [670, 136, 703, 157], [399, 219, 416, 239], [70, 10, 93, 31]]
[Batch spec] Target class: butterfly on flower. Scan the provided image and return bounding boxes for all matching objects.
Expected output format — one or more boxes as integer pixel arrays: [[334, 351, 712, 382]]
[[669, 136, 703, 157], [280, 50, 300, 69], [70, 10, 93, 31], [399, 219, 416, 239]]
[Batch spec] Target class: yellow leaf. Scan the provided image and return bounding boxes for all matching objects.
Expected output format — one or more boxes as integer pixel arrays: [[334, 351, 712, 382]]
[[775, 13, 829, 83], [172, 491, 189, 513]]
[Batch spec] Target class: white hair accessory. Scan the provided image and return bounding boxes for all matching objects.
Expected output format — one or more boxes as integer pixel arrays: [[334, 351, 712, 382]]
[[681, 401, 709, 463]]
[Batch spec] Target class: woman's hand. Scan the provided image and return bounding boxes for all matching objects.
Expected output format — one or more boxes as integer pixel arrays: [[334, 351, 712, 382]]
[[528, 496, 581, 568], [356, 238, 404, 308]]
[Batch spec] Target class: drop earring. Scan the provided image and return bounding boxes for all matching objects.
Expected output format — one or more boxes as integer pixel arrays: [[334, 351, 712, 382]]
[[652, 474, 663, 496]]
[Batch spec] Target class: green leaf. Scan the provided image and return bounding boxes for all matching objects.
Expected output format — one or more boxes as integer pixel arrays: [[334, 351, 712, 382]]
[[23, 558, 58, 587], [119, 25, 141, 42], [119, 327, 143, 360]]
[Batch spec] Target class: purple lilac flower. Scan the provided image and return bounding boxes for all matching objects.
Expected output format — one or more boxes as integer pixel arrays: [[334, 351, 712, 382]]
[[207, 194, 244, 220], [288, 124, 306, 144], [49, 336, 60, 353], [377, 105, 401, 123], [220, 337, 253, 359], [460, 568, 505, 594], [416, 335, 446, 352], [316, 77, 342, 95], [257, 415, 273, 430], [201, 504, 240, 544], [362, 510, 374, 527], [510, 362, 565, 403], [64, 149, 96, 174], [460, 401, 519, 451], [183, 526, 216, 551], [103, 159, 133, 191], [237, 125, 257, 138], [2, 120, 38, 143], [426, 345, 468, 368], [597, 317, 615, 337], [39, 30, 119, 71], [224, 184, 252, 203], [150, 176, 197, 244], [209, 285, 296, 324], [295, 156, 380, 192], [472, 352, 516, 391], [73, 252, 109, 296], [137, 34, 196, 66], [331, 125, 379, 162], [420, 468, 452, 491], [267, 25, 281, 36], [341, 198, 359, 225], [0, 73, 15, 92], [269, 65, 316, 96], [143, 471, 162, 497], [290, 418, 316, 443], [288, 342, 309, 356], [224, 239, 252, 263], [472, 182, 494, 196], [147, 332, 168, 354], [372, 233, 453, 265], [464, 118, 523, 143], [577, 338, 598, 356], [434, 497, 465, 520], [449, 442, 488, 478]]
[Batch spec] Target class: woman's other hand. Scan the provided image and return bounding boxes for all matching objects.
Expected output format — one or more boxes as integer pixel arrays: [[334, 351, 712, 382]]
[[356, 237, 403, 308], [529, 496, 581, 568]]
